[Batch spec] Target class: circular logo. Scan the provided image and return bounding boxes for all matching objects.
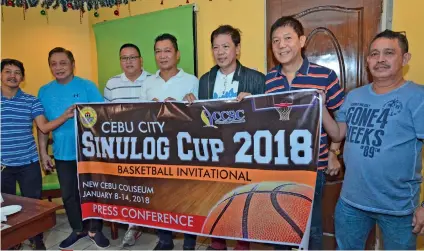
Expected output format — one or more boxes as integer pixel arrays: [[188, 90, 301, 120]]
[[79, 107, 97, 128]]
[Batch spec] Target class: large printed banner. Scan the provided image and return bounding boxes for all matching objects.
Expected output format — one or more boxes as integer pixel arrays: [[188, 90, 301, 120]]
[[76, 90, 321, 247]]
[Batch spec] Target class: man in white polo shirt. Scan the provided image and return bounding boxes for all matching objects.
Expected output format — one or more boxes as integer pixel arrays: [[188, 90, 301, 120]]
[[140, 34, 198, 102], [140, 33, 198, 250], [104, 43, 151, 103], [104, 43, 151, 247]]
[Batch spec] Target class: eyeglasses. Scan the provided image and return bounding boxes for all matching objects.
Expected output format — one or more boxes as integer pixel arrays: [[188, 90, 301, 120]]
[[120, 56, 140, 62]]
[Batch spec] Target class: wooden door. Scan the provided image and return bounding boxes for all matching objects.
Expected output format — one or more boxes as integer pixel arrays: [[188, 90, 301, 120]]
[[266, 0, 382, 249]]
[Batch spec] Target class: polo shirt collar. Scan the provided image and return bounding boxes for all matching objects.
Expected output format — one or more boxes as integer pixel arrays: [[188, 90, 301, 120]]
[[275, 57, 310, 77], [120, 69, 148, 83], [155, 68, 185, 79], [1, 87, 22, 100]]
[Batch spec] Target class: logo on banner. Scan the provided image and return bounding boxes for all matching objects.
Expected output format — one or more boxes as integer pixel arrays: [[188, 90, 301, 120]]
[[80, 107, 97, 128], [200, 106, 245, 128]]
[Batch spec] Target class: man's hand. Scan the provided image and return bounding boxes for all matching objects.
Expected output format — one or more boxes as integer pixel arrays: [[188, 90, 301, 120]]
[[151, 98, 159, 102], [62, 105, 76, 119], [316, 90, 327, 107], [164, 97, 176, 102], [326, 152, 341, 176], [413, 206, 424, 235], [183, 93, 197, 103], [40, 153, 54, 173], [236, 92, 252, 102]]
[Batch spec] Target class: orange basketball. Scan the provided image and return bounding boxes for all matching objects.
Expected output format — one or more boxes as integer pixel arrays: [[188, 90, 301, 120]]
[[201, 182, 314, 244]]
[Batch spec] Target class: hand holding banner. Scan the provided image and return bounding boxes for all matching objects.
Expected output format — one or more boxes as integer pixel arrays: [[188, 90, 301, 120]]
[[76, 90, 321, 248]]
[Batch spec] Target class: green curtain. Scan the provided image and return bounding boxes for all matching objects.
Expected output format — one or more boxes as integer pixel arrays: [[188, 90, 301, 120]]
[[93, 4, 195, 94]]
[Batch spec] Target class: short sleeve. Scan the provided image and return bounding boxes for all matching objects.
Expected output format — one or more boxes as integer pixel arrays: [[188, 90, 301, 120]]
[[412, 100, 424, 139], [326, 70, 345, 112], [190, 77, 199, 99], [335, 92, 350, 123], [31, 97, 45, 119]]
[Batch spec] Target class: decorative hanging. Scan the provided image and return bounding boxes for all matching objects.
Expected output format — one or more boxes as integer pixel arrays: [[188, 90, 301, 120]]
[[127, 0, 130, 16], [39, 6, 48, 23], [79, 4, 84, 23], [186, 0, 189, 4], [22, 2, 27, 20], [93, 11, 98, 17], [113, 9, 118, 16], [1, 0, 136, 12], [160, 0, 163, 5]]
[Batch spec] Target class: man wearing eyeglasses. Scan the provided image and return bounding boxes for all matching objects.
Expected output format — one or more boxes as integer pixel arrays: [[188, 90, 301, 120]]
[[104, 44, 151, 103], [103, 43, 151, 247]]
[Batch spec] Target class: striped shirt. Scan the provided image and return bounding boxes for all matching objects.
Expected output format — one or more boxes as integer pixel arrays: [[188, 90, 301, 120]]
[[1, 88, 44, 166], [265, 57, 345, 170], [104, 70, 151, 102]]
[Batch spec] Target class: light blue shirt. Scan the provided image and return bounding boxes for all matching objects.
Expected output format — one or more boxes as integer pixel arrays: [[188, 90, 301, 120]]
[[336, 81, 424, 215], [38, 76, 103, 160]]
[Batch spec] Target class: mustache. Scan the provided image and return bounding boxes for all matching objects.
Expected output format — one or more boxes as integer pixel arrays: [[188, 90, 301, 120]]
[[374, 63, 390, 69]]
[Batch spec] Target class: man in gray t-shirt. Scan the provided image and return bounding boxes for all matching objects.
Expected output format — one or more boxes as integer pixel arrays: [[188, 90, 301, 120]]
[[320, 29, 424, 250]]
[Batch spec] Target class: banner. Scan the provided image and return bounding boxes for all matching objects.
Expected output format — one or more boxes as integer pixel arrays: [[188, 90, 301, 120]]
[[76, 90, 322, 248]]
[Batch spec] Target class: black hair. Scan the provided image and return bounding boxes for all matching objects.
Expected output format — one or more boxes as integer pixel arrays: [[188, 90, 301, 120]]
[[1, 59, 25, 78], [48, 47, 75, 64], [154, 33, 179, 51], [210, 25, 242, 47], [270, 16, 304, 40], [120, 43, 141, 56], [370, 29, 409, 54]]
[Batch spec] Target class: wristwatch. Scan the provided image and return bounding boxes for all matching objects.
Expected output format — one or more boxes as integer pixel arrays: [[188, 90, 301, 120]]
[[329, 148, 341, 156]]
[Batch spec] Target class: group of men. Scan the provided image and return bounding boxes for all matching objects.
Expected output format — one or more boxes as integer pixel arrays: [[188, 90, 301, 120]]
[[1, 15, 424, 251]]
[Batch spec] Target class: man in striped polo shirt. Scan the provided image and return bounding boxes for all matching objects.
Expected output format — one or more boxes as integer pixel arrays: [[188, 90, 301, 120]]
[[104, 43, 151, 247], [104, 43, 151, 103], [1, 59, 74, 250], [266, 17, 344, 250]]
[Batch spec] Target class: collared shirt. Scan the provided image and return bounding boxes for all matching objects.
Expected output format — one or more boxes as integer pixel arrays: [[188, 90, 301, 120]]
[[104, 70, 151, 103], [139, 68, 199, 101], [1, 88, 44, 166], [265, 57, 345, 170], [38, 76, 104, 161]]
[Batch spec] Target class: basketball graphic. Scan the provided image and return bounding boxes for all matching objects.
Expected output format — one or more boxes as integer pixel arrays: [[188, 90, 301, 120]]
[[201, 182, 314, 244]]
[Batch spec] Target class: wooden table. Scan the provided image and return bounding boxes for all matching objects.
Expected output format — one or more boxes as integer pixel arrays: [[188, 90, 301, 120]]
[[1, 193, 61, 250]]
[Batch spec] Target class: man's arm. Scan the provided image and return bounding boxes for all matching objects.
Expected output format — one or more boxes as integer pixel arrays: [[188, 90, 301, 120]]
[[322, 106, 347, 142], [253, 71, 265, 95], [327, 141, 342, 176], [34, 105, 74, 134], [37, 129, 54, 172]]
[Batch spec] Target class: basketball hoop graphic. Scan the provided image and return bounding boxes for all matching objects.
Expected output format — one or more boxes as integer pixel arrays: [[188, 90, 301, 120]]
[[251, 92, 317, 122], [274, 103, 293, 121]]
